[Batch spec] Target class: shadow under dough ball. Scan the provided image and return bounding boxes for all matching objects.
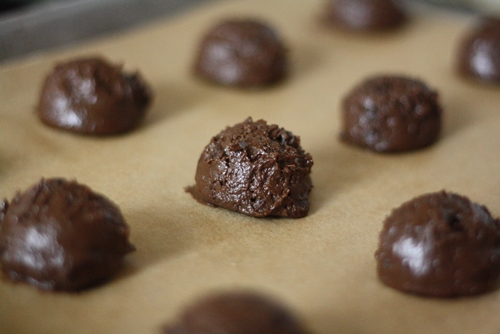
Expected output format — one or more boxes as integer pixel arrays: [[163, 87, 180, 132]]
[[375, 191, 500, 297], [187, 118, 313, 218], [324, 0, 407, 31], [457, 17, 500, 84], [341, 75, 442, 152], [0, 178, 135, 291], [194, 19, 288, 87], [38, 57, 152, 135], [162, 291, 309, 334]]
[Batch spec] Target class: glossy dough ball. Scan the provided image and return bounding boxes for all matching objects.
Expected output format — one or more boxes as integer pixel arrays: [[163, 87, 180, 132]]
[[194, 20, 288, 87], [375, 191, 500, 297], [324, 0, 407, 31], [457, 17, 500, 84], [341, 75, 442, 152], [38, 57, 152, 135], [163, 291, 308, 334], [0, 178, 135, 291]]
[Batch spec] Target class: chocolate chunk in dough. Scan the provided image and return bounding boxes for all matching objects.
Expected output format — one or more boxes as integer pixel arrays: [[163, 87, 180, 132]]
[[194, 20, 288, 87], [187, 118, 313, 218], [163, 291, 309, 334], [341, 75, 442, 152], [0, 178, 135, 291], [324, 0, 407, 32], [457, 17, 500, 84], [38, 57, 152, 135], [375, 191, 500, 297]]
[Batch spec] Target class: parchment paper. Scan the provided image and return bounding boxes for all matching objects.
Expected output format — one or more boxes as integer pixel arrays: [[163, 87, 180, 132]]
[[1, 1, 499, 333]]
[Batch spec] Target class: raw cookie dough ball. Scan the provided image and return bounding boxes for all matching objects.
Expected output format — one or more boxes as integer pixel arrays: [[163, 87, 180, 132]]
[[187, 118, 313, 218], [324, 0, 407, 31], [38, 56, 152, 135], [375, 191, 500, 297], [163, 291, 309, 334], [194, 19, 288, 87], [0, 178, 135, 291], [457, 17, 500, 84], [341, 75, 442, 152]]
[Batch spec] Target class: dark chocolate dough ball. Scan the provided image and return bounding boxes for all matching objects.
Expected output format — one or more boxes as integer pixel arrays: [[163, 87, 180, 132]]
[[457, 17, 500, 84], [341, 75, 442, 152], [163, 291, 308, 334], [187, 118, 313, 218], [324, 0, 407, 31], [38, 57, 152, 135], [375, 191, 500, 297], [0, 178, 135, 291], [194, 20, 288, 87]]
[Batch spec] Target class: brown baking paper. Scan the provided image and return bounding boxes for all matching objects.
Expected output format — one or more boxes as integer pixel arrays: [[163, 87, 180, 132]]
[[1, 1, 500, 333]]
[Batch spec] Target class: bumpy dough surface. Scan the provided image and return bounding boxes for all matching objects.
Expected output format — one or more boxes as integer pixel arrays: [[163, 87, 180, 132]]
[[188, 118, 313, 218], [341, 75, 442, 152]]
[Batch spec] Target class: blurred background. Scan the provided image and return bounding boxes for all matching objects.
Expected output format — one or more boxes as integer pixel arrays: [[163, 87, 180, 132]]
[[0, 0, 498, 63]]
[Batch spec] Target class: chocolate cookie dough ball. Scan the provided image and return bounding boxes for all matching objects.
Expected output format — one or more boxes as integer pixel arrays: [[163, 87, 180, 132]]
[[457, 17, 500, 84], [375, 191, 500, 297], [163, 291, 308, 334], [341, 75, 442, 152], [0, 178, 135, 291], [38, 57, 152, 135], [324, 0, 407, 32], [194, 20, 288, 87], [187, 118, 313, 218]]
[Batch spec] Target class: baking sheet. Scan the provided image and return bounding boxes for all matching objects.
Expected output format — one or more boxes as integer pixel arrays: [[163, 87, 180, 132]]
[[1, 1, 500, 333]]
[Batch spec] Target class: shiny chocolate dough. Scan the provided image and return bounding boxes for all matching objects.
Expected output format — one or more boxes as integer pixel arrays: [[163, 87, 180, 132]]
[[163, 291, 308, 334], [187, 118, 313, 218], [341, 75, 442, 152], [324, 0, 407, 31], [457, 17, 500, 84], [375, 191, 500, 297], [0, 178, 135, 291], [38, 57, 152, 135], [194, 20, 287, 87]]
